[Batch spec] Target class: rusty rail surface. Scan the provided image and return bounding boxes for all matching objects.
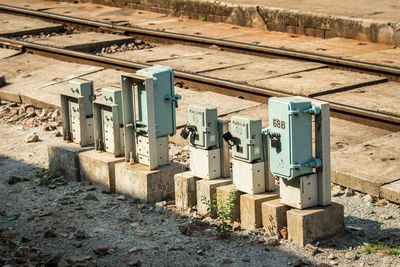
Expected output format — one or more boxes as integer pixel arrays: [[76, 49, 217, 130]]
[[0, 4, 399, 81], [0, 36, 399, 131]]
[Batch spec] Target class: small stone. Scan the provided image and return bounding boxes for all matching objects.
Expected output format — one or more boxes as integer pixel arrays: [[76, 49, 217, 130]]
[[328, 254, 336, 260], [178, 224, 193, 236], [0, 74, 6, 86], [0, 209, 6, 216], [362, 194, 374, 203], [44, 227, 57, 237], [128, 259, 141, 266], [305, 244, 318, 255], [344, 251, 357, 260], [137, 203, 146, 210], [221, 258, 233, 264], [280, 226, 288, 240], [379, 214, 393, 220], [128, 247, 141, 253], [241, 256, 251, 262], [345, 188, 354, 196], [54, 130, 62, 137], [266, 237, 279, 247], [75, 229, 86, 239], [117, 195, 126, 201], [47, 184, 57, 189], [73, 240, 83, 248], [8, 175, 21, 185], [197, 249, 205, 255], [93, 247, 109, 256], [375, 199, 389, 206], [45, 254, 62, 266], [332, 187, 343, 197], [84, 192, 98, 201], [25, 132, 39, 143], [329, 260, 338, 265]]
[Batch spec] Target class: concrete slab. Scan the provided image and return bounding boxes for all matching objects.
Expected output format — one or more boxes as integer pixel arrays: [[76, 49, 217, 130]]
[[157, 51, 262, 73], [79, 150, 125, 193], [109, 44, 212, 63], [287, 203, 344, 247], [174, 171, 200, 210], [0, 54, 103, 107], [262, 199, 291, 237], [47, 142, 94, 182], [251, 68, 388, 97], [380, 180, 400, 204], [331, 132, 400, 197], [0, 13, 63, 36], [202, 58, 326, 83], [318, 82, 400, 116], [115, 162, 184, 203], [347, 48, 400, 68], [283, 37, 392, 58], [138, 18, 253, 40], [196, 178, 233, 215], [240, 190, 280, 230], [174, 88, 261, 128], [0, 48, 20, 59], [25, 32, 135, 52], [219, 104, 391, 152]]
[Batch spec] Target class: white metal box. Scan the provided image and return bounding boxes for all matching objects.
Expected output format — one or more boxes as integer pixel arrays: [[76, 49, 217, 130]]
[[279, 174, 318, 209], [189, 146, 221, 180], [232, 159, 265, 194], [137, 135, 169, 167]]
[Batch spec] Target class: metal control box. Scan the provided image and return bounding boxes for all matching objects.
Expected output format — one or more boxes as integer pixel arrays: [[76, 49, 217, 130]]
[[61, 79, 95, 146], [268, 97, 321, 180], [231, 116, 263, 163], [189, 146, 221, 179], [232, 159, 265, 194], [135, 65, 180, 138], [187, 105, 218, 150], [279, 174, 318, 209], [93, 86, 124, 156], [69, 79, 94, 116], [122, 65, 180, 170]]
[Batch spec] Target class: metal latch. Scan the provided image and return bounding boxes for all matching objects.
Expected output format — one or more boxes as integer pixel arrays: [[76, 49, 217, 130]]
[[164, 93, 182, 108]]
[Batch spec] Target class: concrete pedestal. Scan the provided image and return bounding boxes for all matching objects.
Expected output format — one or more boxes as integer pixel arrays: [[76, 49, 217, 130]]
[[287, 203, 344, 247], [262, 199, 291, 237], [174, 171, 200, 210], [115, 162, 184, 203], [47, 142, 93, 182], [79, 150, 124, 193], [240, 191, 280, 230], [196, 178, 233, 215], [216, 184, 244, 222]]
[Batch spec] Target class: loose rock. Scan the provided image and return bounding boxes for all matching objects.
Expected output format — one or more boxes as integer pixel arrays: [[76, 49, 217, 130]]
[[25, 133, 39, 143], [84, 192, 98, 201], [8, 175, 21, 185], [93, 247, 109, 256], [44, 227, 57, 237]]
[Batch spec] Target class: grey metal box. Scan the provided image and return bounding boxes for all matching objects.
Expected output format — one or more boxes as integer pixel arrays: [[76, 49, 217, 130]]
[[231, 116, 263, 163], [187, 105, 218, 150]]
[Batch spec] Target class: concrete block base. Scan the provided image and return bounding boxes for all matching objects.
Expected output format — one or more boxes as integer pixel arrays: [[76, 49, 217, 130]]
[[47, 142, 93, 182], [174, 171, 200, 210], [240, 191, 280, 230], [115, 162, 184, 203], [196, 178, 233, 215], [79, 150, 124, 193], [216, 184, 244, 222], [262, 199, 291, 237], [287, 203, 344, 247]]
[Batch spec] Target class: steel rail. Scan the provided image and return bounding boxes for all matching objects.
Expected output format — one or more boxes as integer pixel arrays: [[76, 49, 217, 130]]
[[0, 4, 399, 80], [0, 37, 399, 131]]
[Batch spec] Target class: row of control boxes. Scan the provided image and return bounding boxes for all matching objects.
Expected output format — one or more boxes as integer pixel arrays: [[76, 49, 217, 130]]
[[61, 65, 180, 170], [183, 96, 329, 209]]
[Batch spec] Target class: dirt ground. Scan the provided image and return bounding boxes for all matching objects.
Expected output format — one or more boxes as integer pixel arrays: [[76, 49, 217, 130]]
[[1, 101, 400, 267]]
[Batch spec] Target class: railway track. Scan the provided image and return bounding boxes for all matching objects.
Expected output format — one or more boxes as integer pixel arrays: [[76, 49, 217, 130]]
[[0, 4, 399, 131]]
